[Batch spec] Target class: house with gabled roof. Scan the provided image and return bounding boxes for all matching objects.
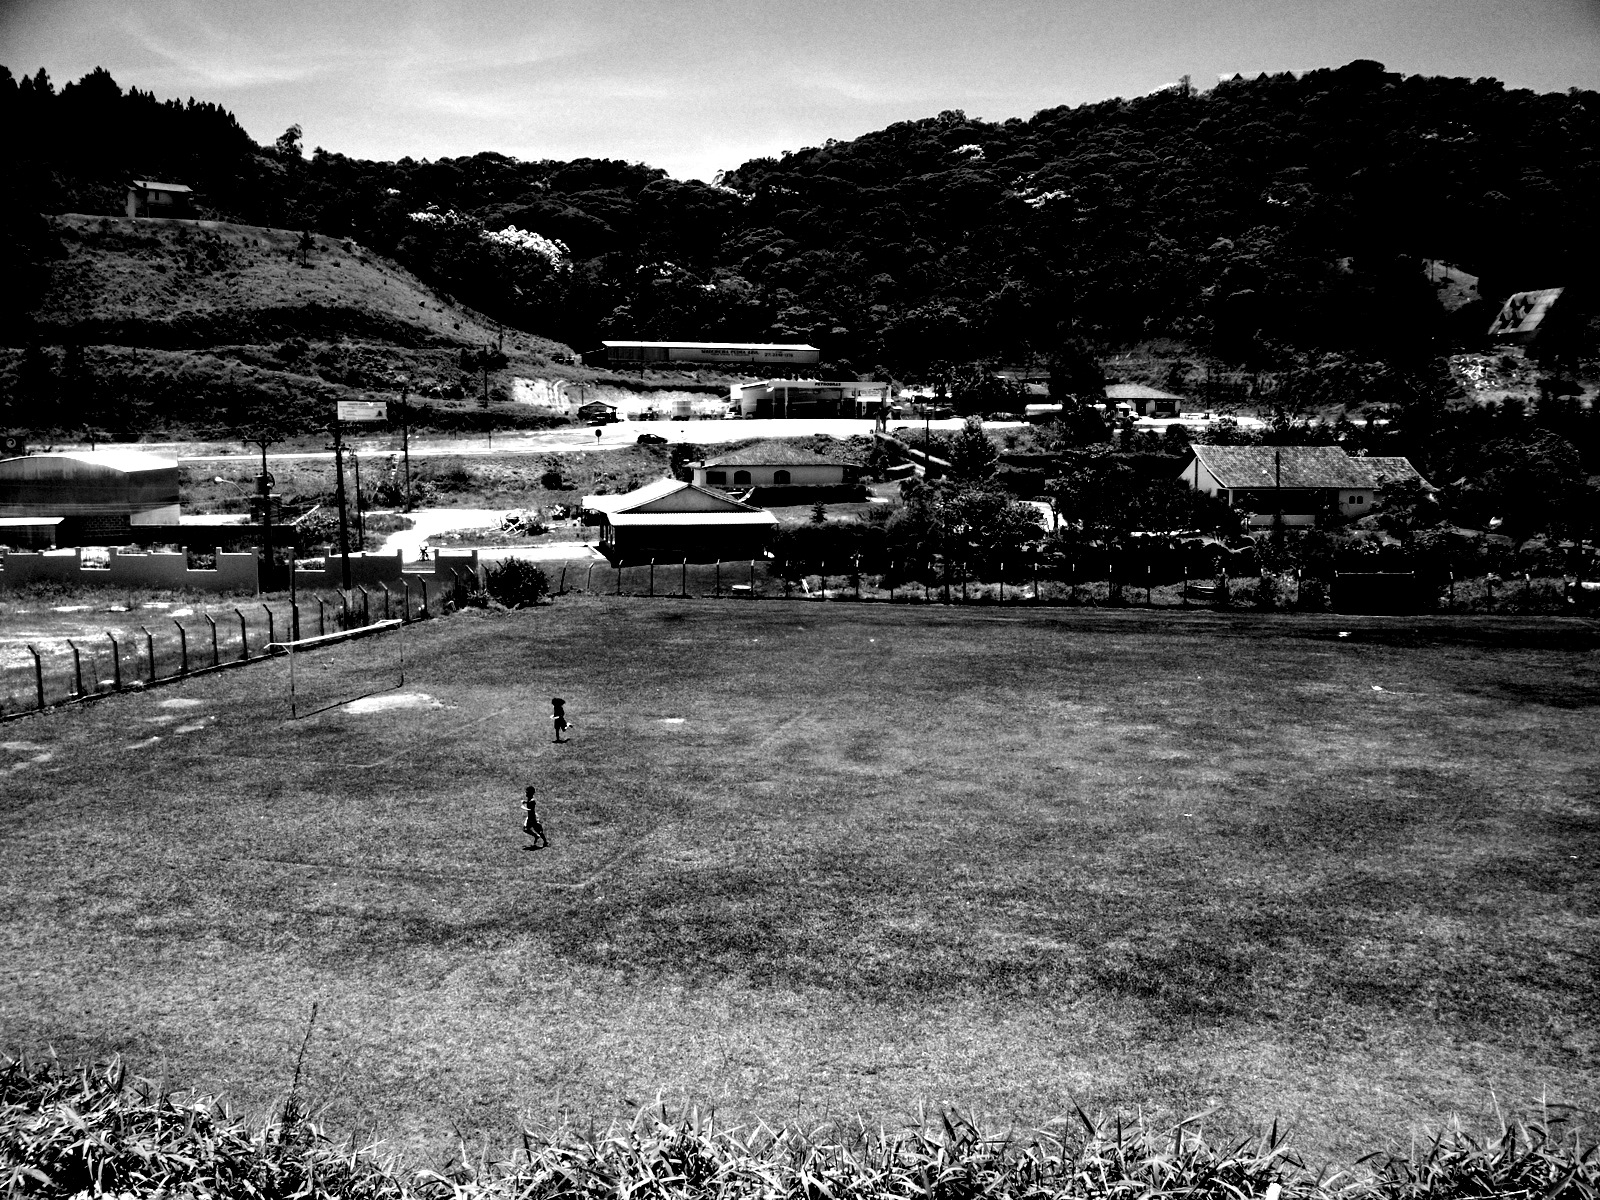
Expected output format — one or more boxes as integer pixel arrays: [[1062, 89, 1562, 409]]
[[582, 477, 778, 564], [690, 441, 857, 490], [1355, 456, 1432, 492], [1177, 444, 1380, 526], [126, 181, 192, 219]]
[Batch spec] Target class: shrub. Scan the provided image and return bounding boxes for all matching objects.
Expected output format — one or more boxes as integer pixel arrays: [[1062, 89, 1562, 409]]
[[483, 558, 550, 608]]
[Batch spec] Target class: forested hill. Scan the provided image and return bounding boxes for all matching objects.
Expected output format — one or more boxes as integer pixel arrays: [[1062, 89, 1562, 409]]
[[3, 60, 1597, 379]]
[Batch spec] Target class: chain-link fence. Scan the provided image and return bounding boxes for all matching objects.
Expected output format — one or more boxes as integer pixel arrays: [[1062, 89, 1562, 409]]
[[0, 575, 467, 721]]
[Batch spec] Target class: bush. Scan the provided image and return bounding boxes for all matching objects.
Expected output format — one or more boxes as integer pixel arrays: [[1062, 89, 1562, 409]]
[[483, 558, 550, 608]]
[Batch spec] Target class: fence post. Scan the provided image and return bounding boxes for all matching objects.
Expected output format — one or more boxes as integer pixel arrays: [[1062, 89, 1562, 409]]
[[140, 626, 155, 682], [616, 563, 622, 596], [1487, 575, 1496, 609], [855, 556, 862, 601], [173, 620, 188, 675], [339, 590, 351, 628], [559, 566, 567, 595], [1448, 569, 1454, 609], [1221, 568, 1229, 606], [1295, 567, 1302, 609], [316, 597, 326, 637], [400, 580, 411, 623], [378, 584, 391, 621], [1146, 563, 1152, 607], [357, 585, 370, 625], [203, 612, 219, 667], [419, 581, 431, 618], [1524, 570, 1532, 606], [714, 559, 721, 599], [105, 631, 122, 690], [1070, 560, 1077, 605], [681, 557, 688, 598], [586, 564, 594, 594], [67, 639, 84, 697], [1182, 563, 1189, 607], [262, 605, 275, 648], [234, 608, 249, 661], [820, 560, 827, 601], [1032, 557, 1039, 603], [649, 558, 656, 598], [28, 644, 44, 711]]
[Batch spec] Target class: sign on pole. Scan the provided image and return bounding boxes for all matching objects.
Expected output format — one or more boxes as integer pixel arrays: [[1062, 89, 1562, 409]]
[[336, 401, 388, 422]]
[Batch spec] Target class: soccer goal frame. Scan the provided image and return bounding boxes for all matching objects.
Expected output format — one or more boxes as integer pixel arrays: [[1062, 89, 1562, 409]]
[[267, 619, 406, 719]]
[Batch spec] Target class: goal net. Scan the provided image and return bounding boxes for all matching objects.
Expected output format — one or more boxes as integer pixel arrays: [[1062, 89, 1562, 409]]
[[269, 620, 406, 719]]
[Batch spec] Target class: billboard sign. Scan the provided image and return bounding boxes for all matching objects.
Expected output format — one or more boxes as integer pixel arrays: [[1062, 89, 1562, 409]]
[[336, 401, 388, 422]]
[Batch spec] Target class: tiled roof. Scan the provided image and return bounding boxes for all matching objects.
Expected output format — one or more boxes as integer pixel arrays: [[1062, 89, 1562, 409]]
[[1488, 288, 1562, 340], [1356, 456, 1430, 489], [1189, 445, 1374, 489], [701, 441, 851, 468]]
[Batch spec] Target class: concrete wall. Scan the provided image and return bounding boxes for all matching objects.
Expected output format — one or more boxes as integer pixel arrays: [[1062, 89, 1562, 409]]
[[304, 550, 481, 587], [0, 546, 258, 592]]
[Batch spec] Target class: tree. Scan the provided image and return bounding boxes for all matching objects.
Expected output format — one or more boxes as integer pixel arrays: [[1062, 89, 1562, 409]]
[[947, 416, 998, 483]]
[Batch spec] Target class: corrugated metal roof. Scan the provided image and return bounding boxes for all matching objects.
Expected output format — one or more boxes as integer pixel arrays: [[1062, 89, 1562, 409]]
[[1105, 383, 1184, 401], [607, 511, 778, 528], [130, 180, 193, 194], [583, 477, 690, 514], [1, 450, 178, 475], [0, 516, 64, 527], [1189, 445, 1374, 489], [584, 478, 764, 515], [1488, 288, 1562, 340], [701, 441, 851, 468]]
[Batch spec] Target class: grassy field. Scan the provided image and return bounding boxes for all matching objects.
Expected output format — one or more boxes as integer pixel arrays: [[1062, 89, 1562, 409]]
[[1, 601, 1596, 1169]]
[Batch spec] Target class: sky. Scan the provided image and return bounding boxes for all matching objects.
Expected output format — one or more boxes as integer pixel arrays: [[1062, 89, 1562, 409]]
[[4, 0, 1599, 182]]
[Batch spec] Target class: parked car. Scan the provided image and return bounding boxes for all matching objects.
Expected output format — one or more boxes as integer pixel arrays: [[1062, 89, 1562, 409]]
[[636, 432, 667, 445]]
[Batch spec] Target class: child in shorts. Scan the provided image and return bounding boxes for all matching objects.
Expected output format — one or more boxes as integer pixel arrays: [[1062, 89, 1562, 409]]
[[551, 697, 570, 743], [521, 785, 547, 848]]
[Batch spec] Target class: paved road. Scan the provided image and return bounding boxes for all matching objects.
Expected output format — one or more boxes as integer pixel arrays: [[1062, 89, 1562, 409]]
[[375, 508, 603, 562], [62, 413, 1259, 466]]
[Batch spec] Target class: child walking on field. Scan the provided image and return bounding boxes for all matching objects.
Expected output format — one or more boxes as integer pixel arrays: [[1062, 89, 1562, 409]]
[[521, 785, 547, 849], [551, 697, 571, 743]]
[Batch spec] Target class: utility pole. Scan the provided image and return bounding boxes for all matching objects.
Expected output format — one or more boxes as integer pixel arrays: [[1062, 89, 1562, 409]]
[[332, 416, 352, 590], [255, 434, 276, 590], [351, 449, 366, 549], [1275, 447, 1282, 527], [399, 384, 413, 512]]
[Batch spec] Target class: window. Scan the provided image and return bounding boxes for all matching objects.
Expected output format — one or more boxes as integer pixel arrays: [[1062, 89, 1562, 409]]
[[773, 470, 791, 485], [733, 470, 751, 485], [706, 471, 726, 484]]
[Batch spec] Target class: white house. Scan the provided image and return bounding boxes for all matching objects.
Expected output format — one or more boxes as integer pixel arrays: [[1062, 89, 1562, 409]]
[[1178, 444, 1382, 526], [583, 477, 778, 564]]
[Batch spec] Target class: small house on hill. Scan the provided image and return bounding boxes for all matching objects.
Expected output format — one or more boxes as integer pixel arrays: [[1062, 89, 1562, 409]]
[[1487, 288, 1563, 345], [126, 181, 193, 219], [1177, 444, 1377, 526], [578, 400, 619, 424], [583, 477, 778, 565], [1104, 383, 1184, 417]]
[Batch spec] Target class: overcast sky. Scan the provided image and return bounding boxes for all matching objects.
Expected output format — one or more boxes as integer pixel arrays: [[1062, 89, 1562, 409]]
[[5, 0, 1599, 182]]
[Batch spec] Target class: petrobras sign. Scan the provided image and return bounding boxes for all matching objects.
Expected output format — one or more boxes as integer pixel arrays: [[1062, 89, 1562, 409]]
[[337, 401, 388, 422]]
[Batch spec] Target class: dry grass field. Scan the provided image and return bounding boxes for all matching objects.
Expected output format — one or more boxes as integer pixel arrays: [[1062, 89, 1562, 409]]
[[1, 601, 1596, 1168]]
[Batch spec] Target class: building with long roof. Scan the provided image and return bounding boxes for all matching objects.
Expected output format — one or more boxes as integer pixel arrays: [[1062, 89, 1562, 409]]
[[0, 450, 180, 544], [1177, 444, 1381, 526], [583, 477, 778, 565]]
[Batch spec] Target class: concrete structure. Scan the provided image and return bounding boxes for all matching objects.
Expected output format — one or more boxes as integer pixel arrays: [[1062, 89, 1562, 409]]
[[731, 379, 891, 419], [692, 442, 855, 489], [602, 341, 819, 368], [1178, 445, 1379, 526], [0, 451, 180, 544], [1104, 382, 1184, 417], [126, 180, 193, 219], [303, 549, 480, 589], [0, 546, 257, 592], [583, 478, 777, 564]]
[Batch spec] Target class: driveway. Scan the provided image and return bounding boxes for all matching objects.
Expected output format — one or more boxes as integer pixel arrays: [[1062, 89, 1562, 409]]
[[378, 508, 602, 563]]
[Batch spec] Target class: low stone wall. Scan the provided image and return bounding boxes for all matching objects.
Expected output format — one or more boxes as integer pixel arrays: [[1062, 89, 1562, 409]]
[[0, 546, 258, 592]]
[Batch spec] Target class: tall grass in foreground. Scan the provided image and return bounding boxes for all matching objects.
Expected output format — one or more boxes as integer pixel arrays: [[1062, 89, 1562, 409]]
[[3, 1055, 1595, 1199]]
